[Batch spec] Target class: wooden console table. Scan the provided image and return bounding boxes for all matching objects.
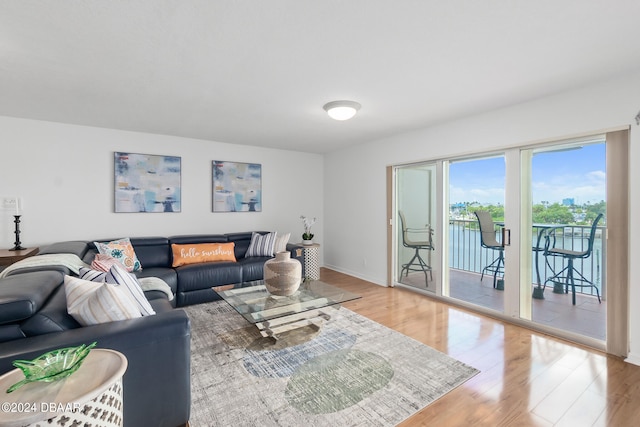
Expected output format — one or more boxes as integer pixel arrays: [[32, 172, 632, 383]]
[[0, 247, 39, 267]]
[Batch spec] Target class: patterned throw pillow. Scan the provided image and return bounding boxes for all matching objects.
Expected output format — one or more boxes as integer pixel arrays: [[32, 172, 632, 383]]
[[91, 253, 125, 272], [94, 238, 142, 272], [171, 243, 236, 267], [274, 232, 291, 253], [245, 232, 277, 257], [64, 275, 141, 326]]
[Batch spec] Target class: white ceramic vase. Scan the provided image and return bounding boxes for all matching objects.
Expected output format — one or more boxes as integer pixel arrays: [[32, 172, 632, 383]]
[[263, 251, 302, 296]]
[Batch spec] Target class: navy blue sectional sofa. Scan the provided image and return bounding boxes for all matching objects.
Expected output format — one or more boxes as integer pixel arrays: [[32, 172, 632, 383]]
[[0, 231, 304, 427]]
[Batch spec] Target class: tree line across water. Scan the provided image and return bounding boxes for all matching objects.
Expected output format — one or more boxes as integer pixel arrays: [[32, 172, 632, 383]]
[[451, 200, 606, 226]]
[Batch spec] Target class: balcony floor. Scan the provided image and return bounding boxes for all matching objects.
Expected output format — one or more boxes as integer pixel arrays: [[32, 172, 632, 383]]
[[399, 269, 606, 341]]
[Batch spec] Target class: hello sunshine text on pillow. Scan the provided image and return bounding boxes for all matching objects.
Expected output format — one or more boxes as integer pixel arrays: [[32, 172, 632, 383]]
[[171, 243, 236, 267]]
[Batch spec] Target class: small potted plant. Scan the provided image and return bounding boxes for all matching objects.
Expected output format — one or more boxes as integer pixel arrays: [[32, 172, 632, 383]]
[[300, 215, 317, 245]]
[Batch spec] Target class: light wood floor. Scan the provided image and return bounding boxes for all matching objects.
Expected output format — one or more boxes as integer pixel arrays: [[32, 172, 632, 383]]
[[320, 268, 640, 427], [401, 269, 606, 340]]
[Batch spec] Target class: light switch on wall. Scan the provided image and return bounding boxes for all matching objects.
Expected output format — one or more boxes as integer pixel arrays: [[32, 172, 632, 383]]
[[3, 197, 18, 209], [2, 197, 21, 214]]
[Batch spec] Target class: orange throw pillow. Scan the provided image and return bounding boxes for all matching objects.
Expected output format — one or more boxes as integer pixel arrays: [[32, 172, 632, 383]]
[[171, 243, 236, 267]]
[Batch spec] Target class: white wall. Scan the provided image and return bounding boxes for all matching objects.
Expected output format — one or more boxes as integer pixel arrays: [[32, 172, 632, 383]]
[[324, 70, 640, 358], [0, 117, 324, 260], [2, 71, 639, 358]]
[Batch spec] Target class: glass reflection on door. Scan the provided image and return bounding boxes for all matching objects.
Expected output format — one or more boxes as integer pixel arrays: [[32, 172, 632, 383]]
[[448, 155, 505, 313], [396, 163, 437, 292], [527, 141, 606, 341]]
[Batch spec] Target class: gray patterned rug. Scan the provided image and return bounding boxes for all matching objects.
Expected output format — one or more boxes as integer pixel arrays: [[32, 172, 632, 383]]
[[184, 301, 479, 427]]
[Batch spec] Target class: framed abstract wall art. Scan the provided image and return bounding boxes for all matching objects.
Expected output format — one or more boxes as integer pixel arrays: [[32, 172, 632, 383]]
[[114, 152, 181, 213], [212, 161, 262, 212]]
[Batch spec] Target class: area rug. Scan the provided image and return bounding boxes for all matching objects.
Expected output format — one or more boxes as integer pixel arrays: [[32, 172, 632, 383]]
[[184, 301, 479, 427]]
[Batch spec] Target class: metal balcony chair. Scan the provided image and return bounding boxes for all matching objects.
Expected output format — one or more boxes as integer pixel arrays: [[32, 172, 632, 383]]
[[543, 213, 603, 305], [474, 210, 504, 289], [399, 211, 434, 283]]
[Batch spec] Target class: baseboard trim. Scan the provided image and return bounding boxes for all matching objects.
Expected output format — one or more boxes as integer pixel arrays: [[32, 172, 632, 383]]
[[624, 353, 640, 366], [322, 264, 387, 287]]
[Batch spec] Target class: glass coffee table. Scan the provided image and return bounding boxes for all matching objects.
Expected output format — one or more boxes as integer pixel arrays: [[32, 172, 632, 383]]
[[213, 279, 360, 339]]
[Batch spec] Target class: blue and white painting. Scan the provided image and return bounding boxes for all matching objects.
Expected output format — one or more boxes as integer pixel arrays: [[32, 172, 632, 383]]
[[114, 152, 181, 213], [212, 161, 262, 212]]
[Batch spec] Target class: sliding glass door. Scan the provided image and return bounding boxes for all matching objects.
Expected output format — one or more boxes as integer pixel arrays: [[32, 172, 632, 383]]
[[391, 130, 628, 352], [395, 163, 437, 293], [521, 138, 608, 342], [446, 155, 507, 313]]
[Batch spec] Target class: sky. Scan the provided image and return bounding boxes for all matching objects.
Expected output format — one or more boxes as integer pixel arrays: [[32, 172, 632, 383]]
[[449, 143, 606, 205]]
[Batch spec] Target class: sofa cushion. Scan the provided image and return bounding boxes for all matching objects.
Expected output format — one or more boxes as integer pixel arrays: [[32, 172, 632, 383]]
[[20, 285, 82, 336], [169, 234, 228, 246], [148, 296, 174, 313], [177, 288, 221, 306], [0, 325, 25, 343], [175, 261, 244, 307], [238, 256, 272, 282], [0, 271, 63, 324], [171, 243, 236, 267], [175, 262, 242, 293], [134, 268, 178, 296], [38, 240, 91, 258], [64, 275, 142, 326], [128, 237, 172, 268], [226, 231, 265, 259], [95, 237, 142, 272], [4, 265, 74, 278]]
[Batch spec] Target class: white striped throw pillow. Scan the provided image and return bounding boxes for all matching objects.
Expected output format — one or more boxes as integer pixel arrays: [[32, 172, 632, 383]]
[[79, 267, 106, 282], [245, 232, 277, 257], [105, 264, 156, 316], [274, 232, 291, 253], [78, 265, 156, 316], [64, 275, 141, 326]]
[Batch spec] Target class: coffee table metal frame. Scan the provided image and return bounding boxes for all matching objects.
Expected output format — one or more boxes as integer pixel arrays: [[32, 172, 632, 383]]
[[214, 279, 360, 339]]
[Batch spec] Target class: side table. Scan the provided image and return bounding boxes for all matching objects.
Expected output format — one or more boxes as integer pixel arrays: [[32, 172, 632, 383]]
[[0, 348, 128, 427], [301, 243, 320, 280], [0, 247, 39, 268]]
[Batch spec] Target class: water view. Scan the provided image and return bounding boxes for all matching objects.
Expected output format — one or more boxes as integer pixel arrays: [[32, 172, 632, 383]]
[[396, 139, 608, 342], [448, 142, 606, 295]]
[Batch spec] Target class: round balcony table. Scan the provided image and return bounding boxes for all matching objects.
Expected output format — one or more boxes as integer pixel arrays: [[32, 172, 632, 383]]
[[495, 222, 565, 299], [0, 349, 127, 427]]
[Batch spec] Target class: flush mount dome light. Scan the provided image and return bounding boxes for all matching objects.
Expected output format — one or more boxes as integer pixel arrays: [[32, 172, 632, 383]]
[[323, 100, 361, 121]]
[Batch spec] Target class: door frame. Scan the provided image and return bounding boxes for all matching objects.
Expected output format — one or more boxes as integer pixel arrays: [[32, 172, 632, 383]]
[[387, 128, 630, 356]]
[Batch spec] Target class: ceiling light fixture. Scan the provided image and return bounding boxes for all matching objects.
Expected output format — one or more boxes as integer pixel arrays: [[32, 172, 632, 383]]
[[323, 100, 361, 121]]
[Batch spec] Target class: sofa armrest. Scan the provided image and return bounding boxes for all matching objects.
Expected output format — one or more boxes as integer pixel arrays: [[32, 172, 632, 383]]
[[38, 240, 90, 258], [0, 310, 191, 427]]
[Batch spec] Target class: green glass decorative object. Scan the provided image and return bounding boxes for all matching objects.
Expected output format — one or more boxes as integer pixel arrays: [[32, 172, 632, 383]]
[[6, 342, 97, 393]]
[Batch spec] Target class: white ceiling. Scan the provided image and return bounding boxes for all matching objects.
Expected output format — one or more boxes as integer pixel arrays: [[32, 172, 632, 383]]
[[1, 1, 640, 154]]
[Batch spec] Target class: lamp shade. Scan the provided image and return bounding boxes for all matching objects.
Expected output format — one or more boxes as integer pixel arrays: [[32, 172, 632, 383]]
[[323, 100, 361, 121]]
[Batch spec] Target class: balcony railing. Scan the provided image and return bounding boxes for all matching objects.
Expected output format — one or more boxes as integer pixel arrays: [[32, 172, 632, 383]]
[[448, 219, 605, 297]]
